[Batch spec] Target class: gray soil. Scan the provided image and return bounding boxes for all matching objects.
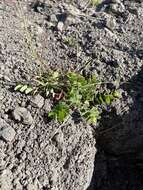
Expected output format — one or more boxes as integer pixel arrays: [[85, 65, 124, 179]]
[[0, 0, 143, 190]]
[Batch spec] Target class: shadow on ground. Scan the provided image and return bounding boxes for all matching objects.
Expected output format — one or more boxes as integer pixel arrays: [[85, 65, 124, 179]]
[[88, 66, 143, 190]]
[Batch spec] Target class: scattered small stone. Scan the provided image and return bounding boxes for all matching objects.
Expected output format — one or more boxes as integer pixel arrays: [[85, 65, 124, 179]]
[[47, 22, 55, 28], [127, 2, 139, 16], [26, 182, 39, 190], [3, 75, 11, 82], [31, 94, 44, 108], [12, 107, 33, 125], [1, 169, 13, 190], [50, 14, 58, 23], [43, 99, 52, 112], [110, 2, 125, 14], [0, 92, 4, 100], [52, 132, 64, 147], [105, 16, 117, 30], [57, 21, 64, 31], [0, 125, 16, 142], [0, 156, 6, 170], [111, 0, 121, 3], [62, 3, 86, 17], [36, 26, 44, 35]]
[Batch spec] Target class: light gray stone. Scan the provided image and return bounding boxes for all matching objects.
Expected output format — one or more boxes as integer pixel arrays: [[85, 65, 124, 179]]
[[111, 0, 121, 4], [50, 14, 58, 23], [0, 118, 16, 142], [13, 107, 33, 125], [110, 2, 125, 14], [52, 132, 64, 147], [31, 94, 44, 108], [0, 126, 16, 142], [57, 21, 64, 31], [43, 99, 52, 112], [1, 169, 13, 190], [105, 15, 117, 30]]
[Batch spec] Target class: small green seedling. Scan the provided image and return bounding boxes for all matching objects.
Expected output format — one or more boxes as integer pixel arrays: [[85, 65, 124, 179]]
[[90, 0, 100, 6], [15, 84, 33, 94], [15, 71, 120, 124], [63, 36, 77, 47], [48, 102, 70, 122]]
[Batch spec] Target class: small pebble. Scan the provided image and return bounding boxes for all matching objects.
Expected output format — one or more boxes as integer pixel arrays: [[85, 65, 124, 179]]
[[31, 94, 44, 108], [0, 126, 16, 142], [13, 107, 33, 125], [57, 21, 64, 31]]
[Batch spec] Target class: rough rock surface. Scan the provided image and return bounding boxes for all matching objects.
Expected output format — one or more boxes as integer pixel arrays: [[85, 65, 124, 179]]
[[0, 0, 143, 190], [0, 118, 16, 142], [12, 107, 33, 125], [31, 94, 44, 108]]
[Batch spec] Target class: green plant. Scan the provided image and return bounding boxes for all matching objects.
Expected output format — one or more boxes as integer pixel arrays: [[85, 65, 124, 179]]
[[90, 0, 100, 6], [15, 71, 120, 124], [64, 36, 77, 47], [14, 84, 33, 94]]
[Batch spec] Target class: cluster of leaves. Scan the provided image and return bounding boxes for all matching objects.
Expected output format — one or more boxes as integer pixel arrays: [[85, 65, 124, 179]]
[[15, 71, 120, 124], [15, 84, 33, 94]]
